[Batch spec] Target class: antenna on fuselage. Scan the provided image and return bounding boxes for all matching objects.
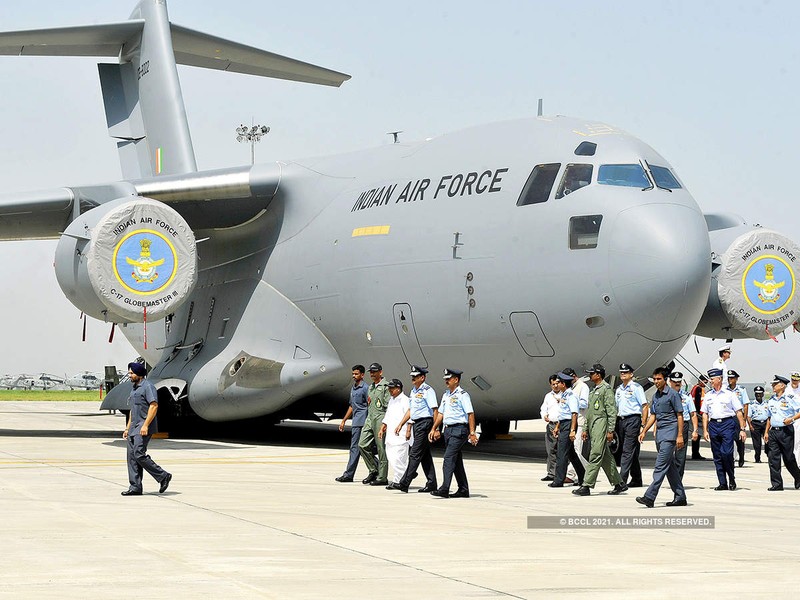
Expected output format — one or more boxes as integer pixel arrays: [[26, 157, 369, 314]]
[[537, 99, 543, 117], [387, 130, 403, 144]]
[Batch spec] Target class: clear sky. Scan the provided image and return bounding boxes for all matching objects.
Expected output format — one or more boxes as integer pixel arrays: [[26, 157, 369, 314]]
[[0, 0, 798, 382]]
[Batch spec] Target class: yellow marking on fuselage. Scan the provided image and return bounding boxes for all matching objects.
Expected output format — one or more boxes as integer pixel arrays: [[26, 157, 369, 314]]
[[352, 225, 391, 237]]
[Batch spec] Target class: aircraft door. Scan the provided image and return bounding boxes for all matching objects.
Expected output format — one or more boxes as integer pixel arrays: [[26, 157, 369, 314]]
[[392, 303, 428, 368], [509, 311, 555, 357]]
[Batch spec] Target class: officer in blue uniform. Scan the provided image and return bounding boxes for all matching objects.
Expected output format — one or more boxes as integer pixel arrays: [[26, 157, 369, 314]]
[[668, 371, 699, 478], [701, 368, 746, 490], [549, 372, 585, 488], [121, 362, 172, 496], [336, 365, 370, 482], [394, 365, 439, 493], [727, 370, 750, 467], [636, 367, 686, 508], [764, 375, 800, 491], [428, 369, 478, 498], [614, 363, 648, 488], [748, 385, 769, 463]]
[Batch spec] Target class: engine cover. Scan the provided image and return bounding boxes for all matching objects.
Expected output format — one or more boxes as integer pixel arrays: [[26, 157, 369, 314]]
[[715, 228, 800, 339], [55, 197, 197, 323]]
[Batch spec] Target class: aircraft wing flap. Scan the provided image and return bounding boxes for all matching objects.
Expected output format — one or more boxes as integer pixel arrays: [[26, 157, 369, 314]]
[[0, 188, 74, 240], [0, 21, 144, 57], [170, 24, 351, 87]]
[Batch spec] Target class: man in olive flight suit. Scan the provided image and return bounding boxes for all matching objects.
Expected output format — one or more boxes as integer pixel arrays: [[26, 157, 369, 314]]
[[358, 362, 391, 486], [573, 364, 626, 496]]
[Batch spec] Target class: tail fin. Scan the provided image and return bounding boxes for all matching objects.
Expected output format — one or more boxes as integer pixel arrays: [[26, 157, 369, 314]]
[[0, 0, 350, 179]]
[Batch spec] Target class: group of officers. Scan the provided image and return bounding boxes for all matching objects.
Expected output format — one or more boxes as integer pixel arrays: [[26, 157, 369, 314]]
[[540, 345, 800, 506], [335, 362, 478, 498]]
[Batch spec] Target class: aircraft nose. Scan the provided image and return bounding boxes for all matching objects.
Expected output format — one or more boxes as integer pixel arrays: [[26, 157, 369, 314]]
[[608, 203, 711, 341]]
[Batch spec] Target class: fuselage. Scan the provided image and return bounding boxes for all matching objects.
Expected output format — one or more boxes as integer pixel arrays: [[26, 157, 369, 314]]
[[128, 115, 712, 421]]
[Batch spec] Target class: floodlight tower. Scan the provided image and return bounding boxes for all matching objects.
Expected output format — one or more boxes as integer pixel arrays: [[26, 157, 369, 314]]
[[236, 123, 270, 164]]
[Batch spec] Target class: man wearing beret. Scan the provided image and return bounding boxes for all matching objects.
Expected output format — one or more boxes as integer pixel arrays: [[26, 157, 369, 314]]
[[764, 375, 800, 491], [121, 361, 172, 496], [701, 368, 746, 491]]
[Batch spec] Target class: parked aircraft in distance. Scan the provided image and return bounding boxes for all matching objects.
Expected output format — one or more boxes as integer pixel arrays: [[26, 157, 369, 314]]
[[1, 1, 798, 433], [65, 372, 105, 391]]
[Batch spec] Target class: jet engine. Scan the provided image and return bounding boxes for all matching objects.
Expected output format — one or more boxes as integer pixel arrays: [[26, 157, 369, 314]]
[[54, 197, 197, 324], [695, 214, 800, 340]]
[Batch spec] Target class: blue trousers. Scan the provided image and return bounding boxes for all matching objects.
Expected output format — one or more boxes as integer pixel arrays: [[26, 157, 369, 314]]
[[439, 423, 469, 493], [400, 418, 437, 488], [342, 425, 362, 478], [767, 426, 800, 488], [126, 433, 169, 492], [708, 417, 737, 486], [644, 436, 686, 502], [554, 419, 585, 485]]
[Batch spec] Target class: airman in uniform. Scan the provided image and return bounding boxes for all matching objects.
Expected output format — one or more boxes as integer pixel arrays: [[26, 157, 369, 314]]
[[668, 371, 699, 478], [636, 367, 686, 508], [701, 368, 746, 491], [748, 385, 769, 463], [394, 366, 439, 493], [358, 362, 391, 486], [428, 368, 478, 498], [727, 369, 750, 467], [614, 363, 648, 488], [549, 372, 585, 488], [573, 364, 625, 496], [789, 371, 800, 464], [764, 375, 800, 491], [711, 344, 731, 373], [563, 367, 590, 464]]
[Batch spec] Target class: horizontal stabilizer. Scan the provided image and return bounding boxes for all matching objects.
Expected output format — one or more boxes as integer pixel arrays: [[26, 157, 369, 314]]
[[0, 21, 350, 87]]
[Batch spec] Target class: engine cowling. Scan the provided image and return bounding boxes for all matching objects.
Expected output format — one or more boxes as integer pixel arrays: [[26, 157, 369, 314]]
[[696, 217, 800, 340], [55, 197, 197, 323]]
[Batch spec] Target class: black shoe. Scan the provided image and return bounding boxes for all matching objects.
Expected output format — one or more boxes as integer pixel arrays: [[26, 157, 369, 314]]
[[430, 489, 449, 498], [628, 482, 643, 488], [385, 482, 399, 490], [362, 473, 377, 485], [572, 486, 590, 496], [548, 482, 564, 488], [159, 473, 172, 494], [396, 485, 409, 493], [121, 489, 142, 496], [738, 458, 744, 468], [666, 498, 687, 507], [768, 485, 784, 491], [451, 490, 470, 498], [755, 458, 762, 463], [607, 483, 628, 495], [795, 479, 800, 490], [541, 475, 554, 481], [335, 475, 353, 483], [691, 455, 707, 461], [370, 479, 388, 486], [635, 496, 654, 508], [418, 485, 436, 493], [714, 484, 728, 491], [729, 481, 737, 491]]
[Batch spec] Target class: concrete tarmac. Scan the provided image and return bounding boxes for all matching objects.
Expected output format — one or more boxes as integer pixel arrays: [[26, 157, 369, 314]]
[[0, 401, 795, 599]]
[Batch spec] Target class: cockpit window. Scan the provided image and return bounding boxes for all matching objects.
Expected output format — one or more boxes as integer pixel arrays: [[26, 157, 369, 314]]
[[598, 164, 651, 188], [569, 215, 603, 249], [517, 163, 560, 206], [555, 164, 593, 199], [649, 165, 682, 189]]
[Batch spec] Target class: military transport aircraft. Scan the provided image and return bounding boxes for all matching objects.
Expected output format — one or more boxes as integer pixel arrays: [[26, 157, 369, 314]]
[[1, 0, 798, 432]]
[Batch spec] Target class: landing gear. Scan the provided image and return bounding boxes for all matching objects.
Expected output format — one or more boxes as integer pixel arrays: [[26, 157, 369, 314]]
[[479, 419, 511, 440]]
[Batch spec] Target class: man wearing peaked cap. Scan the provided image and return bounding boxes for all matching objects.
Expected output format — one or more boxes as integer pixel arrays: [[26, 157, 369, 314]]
[[789, 372, 800, 465], [393, 365, 439, 493], [548, 372, 586, 489], [726, 369, 750, 468], [701, 368, 746, 491], [764, 375, 800, 491], [614, 363, 648, 488], [358, 363, 391, 486], [563, 367, 590, 466], [748, 385, 769, 463], [711, 344, 731, 373], [428, 368, 478, 498]]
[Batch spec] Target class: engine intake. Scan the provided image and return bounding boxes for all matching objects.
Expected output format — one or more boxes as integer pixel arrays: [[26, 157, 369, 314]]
[[55, 197, 197, 323]]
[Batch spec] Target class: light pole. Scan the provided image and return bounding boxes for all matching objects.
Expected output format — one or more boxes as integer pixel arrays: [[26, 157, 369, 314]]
[[236, 123, 270, 165]]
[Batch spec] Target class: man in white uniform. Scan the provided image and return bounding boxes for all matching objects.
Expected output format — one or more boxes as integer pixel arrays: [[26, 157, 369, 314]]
[[711, 344, 731, 373], [790, 371, 800, 464], [380, 379, 413, 489]]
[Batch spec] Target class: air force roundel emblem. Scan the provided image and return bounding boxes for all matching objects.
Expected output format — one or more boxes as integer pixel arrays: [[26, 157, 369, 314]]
[[114, 231, 176, 294], [742, 256, 793, 314]]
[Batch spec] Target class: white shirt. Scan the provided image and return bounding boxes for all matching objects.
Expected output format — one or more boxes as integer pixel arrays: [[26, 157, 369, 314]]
[[541, 390, 562, 422], [572, 379, 590, 411], [383, 392, 412, 447], [710, 357, 728, 373]]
